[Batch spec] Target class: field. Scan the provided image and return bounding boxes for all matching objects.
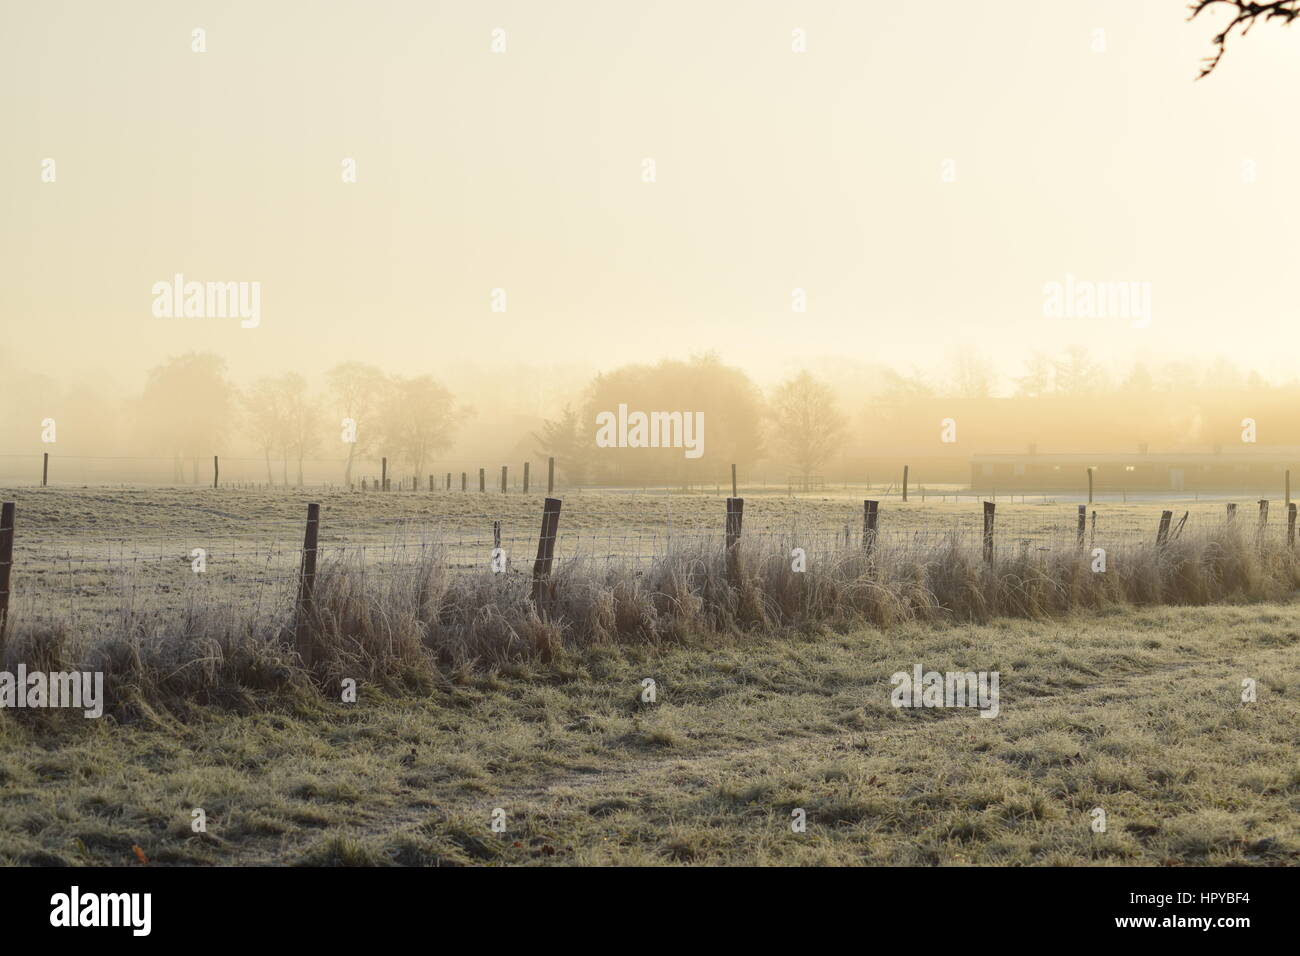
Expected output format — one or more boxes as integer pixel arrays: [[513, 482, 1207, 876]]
[[0, 485, 1269, 626], [1, 603, 1296, 866], [1, 487, 1297, 866]]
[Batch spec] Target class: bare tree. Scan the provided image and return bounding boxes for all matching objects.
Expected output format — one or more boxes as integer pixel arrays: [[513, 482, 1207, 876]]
[[379, 375, 466, 478], [768, 371, 847, 483], [241, 378, 283, 485], [325, 362, 388, 485], [1014, 352, 1056, 398], [1052, 345, 1109, 395], [277, 374, 320, 486], [137, 353, 236, 483], [1190, 1, 1300, 77], [945, 347, 998, 399]]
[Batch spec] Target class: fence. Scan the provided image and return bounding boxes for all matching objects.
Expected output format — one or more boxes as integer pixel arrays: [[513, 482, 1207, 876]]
[[5, 455, 1295, 509], [1, 495, 1293, 646]]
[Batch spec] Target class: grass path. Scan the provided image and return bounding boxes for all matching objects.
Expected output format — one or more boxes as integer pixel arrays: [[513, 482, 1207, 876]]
[[2, 603, 1297, 865]]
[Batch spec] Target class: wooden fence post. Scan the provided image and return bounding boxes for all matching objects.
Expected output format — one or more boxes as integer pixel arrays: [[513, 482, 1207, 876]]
[[531, 498, 562, 610], [1258, 499, 1269, 531], [1226, 502, 1237, 522], [1287, 470, 1292, 509], [0, 502, 14, 647], [982, 500, 995, 563], [1087, 467, 1093, 505], [524, 462, 530, 494], [461, 472, 466, 492], [294, 503, 321, 666], [381, 457, 387, 491], [1090, 510, 1096, 549], [501, 465, 508, 493], [863, 499, 879, 557], [1076, 505, 1086, 548], [42, 452, 48, 487], [726, 497, 744, 584], [493, 520, 501, 552], [902, 466, 909, 502], [731, 464, 737, 498], [479, 468, 485, 493], [213, 455, 219, 489], [548, 457, 555, 495], [1156, 510, 1173, 546], [1289, 502, 1297, 547]]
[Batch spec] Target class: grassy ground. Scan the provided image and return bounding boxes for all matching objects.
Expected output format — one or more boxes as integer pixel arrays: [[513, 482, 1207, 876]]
[[3, 485, 1260, 545], [2, 602, 1296, 866], [4, 486, 1269, 627]]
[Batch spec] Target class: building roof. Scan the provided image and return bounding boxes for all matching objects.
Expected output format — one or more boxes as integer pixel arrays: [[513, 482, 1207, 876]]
[[971, 450, 1300, 465]]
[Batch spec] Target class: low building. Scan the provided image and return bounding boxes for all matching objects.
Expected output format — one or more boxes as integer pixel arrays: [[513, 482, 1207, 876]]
[[970, 449, 1300, 494]]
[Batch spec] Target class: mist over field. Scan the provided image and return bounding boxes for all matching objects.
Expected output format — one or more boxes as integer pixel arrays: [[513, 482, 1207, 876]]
[[2, 0, 1298, 891]]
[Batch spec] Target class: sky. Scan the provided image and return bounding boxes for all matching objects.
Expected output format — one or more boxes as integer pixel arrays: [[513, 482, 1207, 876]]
[[3, 0, 1300, 392]]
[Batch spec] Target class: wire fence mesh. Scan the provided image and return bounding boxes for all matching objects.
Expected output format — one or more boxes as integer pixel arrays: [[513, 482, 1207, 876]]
[[5, 492, 1285, 631]]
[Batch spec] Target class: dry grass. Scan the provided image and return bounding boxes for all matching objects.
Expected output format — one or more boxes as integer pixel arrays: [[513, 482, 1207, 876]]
[[2, 513, 1297, 719], [2, 604, 1296, 866]]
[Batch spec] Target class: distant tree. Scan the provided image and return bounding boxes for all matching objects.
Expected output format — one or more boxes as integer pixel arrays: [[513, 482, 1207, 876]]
[[1120, 362, 1154, 392], [768, 371, 847, 482], [581, 354, 765, 485], [137, 353, 236, 483], [1013, 352, 1055, 398], [944, 348, 998, 399], [1052, 345, 1108, 395], [1203, 357, 1246, 391], [1190, 0, 1300, 77], [533, 404, 594, 485], [874, 367, 935, 405], [241, 378, 284, 484], [325, 362, 388, 485], [379, 375, 466, 478], [1158, 361, 1201, 393], [276, 374, 320, 486]]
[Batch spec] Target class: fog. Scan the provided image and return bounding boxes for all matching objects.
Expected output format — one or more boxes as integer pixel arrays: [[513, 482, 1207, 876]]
[[4, 0, 1299, 482]]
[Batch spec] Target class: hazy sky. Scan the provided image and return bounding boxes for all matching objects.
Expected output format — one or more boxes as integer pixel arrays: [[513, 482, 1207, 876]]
[[4, 0, 1300, 390]]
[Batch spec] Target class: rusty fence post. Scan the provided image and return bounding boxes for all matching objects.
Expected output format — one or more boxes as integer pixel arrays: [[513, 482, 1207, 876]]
[[531, 498, 562, 610], [982, 500, 995, 563], [725, 497, 744, 584], [0, 502, 14, 647], [1156, 510, 1173, 547], [294, 503, 321, 666], [863, 499, 879, 558]]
